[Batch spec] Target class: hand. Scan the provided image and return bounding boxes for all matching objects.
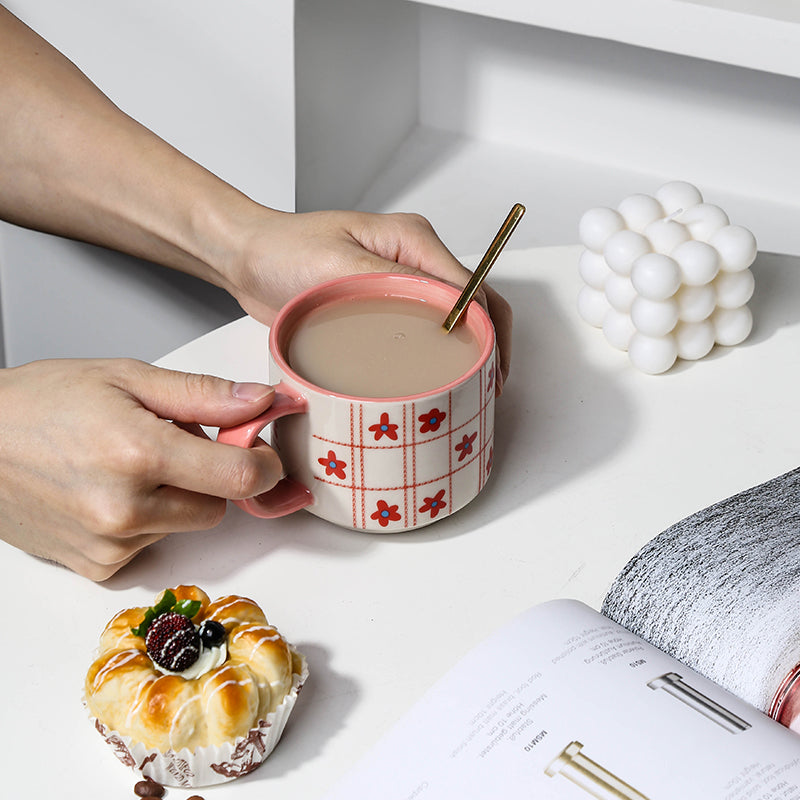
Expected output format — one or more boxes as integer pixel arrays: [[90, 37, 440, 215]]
[[0, 358, 281, 581], [214, 208, 513, 393]]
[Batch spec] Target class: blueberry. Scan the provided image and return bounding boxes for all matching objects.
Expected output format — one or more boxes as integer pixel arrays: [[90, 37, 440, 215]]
[[198, 619, 226, 648]]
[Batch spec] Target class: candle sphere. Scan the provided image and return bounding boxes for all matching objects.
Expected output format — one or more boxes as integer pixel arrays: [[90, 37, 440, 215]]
[[577, 285, 610, 328], [714, 269, 755, 310], [603, 309, 636, 351], [675, 284, 717, 323], [631, 296, 679, 337], [678, 203, 730, 242], [579, 207, 626, 253], [672, 240, 720, 286], [644, 218, 690, 255], [603, 229, 651, 275], [710, 225, 758, 272], [628, 333, 678, 375], [655, 181, 703, 215], [712, 305, 753, 346], [674, 320, 716, 361], [618, 193, 664, 232], [630, 253, 681, 300], [578, 248, 611, 290], [604, 273, 638, 313]]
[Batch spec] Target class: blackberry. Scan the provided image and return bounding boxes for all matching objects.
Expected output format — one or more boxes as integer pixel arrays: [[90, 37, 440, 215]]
[[145, 612, 201, 672]]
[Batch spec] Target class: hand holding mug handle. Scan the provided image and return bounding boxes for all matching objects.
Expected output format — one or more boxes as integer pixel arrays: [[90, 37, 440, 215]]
[[217, 383, 313, 518]]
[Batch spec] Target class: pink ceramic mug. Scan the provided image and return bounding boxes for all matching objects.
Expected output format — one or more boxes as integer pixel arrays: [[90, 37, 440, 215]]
[[217, 273, 496, 532]]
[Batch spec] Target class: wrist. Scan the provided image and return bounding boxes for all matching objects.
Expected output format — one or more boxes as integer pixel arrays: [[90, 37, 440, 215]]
[[188, 190, 282, 293]]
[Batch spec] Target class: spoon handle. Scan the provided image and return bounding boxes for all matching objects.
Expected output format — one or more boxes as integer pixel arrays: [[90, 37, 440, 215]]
[[443, 202, 526, 332]]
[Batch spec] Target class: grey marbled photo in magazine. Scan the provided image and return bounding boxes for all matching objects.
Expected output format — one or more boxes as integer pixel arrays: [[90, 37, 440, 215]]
[[602, 467, 800, 714]]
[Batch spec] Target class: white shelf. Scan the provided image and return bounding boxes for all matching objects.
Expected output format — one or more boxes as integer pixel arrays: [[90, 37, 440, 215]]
[[411, 0, 800, 79], [354, 126, 800, 260], [299, 2, 800, 262]]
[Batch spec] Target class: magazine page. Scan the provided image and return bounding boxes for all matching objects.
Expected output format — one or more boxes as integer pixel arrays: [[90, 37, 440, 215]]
[[603, 467, 800, 728], [323, 599, 800, 800]]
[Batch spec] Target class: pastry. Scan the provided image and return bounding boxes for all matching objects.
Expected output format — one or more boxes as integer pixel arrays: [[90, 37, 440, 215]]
[[85, 585, 307, 786]]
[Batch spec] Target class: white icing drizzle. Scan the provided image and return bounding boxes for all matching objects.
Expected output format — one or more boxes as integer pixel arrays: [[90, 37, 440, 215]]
[[209, 597, 262, 627], [203, 665, 256, 715], [92, 649, 142, 690], [169, 692, 201, 750], [232, 624, 283, 662], [104, 610, 135, 649], [124, 674, 158, 729]]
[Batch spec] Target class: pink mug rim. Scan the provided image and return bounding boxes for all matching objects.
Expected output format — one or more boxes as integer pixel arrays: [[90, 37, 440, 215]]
[[269, 273, 496, 402]]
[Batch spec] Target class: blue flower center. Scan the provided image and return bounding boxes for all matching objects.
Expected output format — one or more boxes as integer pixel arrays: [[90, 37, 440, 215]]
[[381, 509, 389, 518], [329, 461, 337, 469], [380, 424, 388, 431]]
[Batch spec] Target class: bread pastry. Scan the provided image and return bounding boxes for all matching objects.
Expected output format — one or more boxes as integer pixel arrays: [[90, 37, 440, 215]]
[[85, 585, 307, 786]]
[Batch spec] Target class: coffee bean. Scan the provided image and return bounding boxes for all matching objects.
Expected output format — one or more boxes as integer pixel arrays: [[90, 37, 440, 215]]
[[186, 796, 205, 800], [133, 778, 164, 798]]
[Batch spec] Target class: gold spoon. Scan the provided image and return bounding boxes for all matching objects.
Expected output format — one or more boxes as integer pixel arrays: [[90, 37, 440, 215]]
[[442, 202, 526, 332]]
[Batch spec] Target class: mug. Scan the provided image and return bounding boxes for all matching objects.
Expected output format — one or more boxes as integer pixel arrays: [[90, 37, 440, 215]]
[[217, 273, 496, 532]]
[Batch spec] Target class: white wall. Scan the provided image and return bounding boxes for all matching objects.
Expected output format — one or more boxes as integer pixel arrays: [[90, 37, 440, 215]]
[[0, 0, 295, 367], [295, 0, 420, 212]]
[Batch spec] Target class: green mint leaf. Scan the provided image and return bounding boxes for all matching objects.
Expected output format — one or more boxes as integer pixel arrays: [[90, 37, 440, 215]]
[[153, 589, 177, 616], [130, 589, 180, 637], [174, 599, 202, 619], [131, 608, 156, 638]]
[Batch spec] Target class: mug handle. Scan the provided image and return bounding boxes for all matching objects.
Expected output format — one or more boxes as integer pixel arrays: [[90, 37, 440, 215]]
[[217, 382, 313, 518]]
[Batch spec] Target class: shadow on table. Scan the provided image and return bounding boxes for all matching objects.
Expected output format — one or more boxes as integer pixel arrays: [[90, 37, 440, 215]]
[[741, 250, 800, 344], [241, 640, 360, 786]]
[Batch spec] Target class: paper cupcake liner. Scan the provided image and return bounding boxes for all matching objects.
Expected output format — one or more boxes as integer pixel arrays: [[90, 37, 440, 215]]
[[89, 653, 308, 788]]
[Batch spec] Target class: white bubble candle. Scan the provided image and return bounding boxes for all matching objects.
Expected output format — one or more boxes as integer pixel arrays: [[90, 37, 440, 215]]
[[577, 181, 757, 374]]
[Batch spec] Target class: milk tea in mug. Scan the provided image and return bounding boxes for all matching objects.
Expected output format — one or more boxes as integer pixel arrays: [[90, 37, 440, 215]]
[[287, 295, 482, 397]]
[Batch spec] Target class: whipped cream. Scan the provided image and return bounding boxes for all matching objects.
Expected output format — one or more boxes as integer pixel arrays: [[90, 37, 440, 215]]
[[155, 642, 227, 680]]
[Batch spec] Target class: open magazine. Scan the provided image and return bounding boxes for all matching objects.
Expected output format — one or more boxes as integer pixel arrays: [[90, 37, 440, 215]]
[[323, 467, 800, 799]]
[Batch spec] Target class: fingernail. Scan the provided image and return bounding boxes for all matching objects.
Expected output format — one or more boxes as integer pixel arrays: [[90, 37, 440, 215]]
[[232, 382, 274, 402]]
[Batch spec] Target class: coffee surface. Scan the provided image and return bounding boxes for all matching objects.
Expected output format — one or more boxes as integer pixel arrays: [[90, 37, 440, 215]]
[[287, 297, 483, 397]]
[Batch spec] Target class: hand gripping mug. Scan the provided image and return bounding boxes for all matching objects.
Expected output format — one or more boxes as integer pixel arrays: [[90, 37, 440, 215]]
[[217, 273, 497, 532]]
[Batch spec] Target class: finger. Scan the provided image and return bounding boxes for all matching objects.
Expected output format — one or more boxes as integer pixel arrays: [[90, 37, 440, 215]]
[[76, 485, 228, 543], [136, 485, 230, 533], [111, 360, 276, 428], [155, 422, 283, 500], [483, 284, 513, 391]]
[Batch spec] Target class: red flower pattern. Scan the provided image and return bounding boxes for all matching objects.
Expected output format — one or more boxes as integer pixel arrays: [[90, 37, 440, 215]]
[[455, 431, 478, 462], [486, 446, 494, 474], [418, 407, 446, 433], [369, 412, 399, 441], [318, 450, 347, 480], [419, 489, 447, 519], [487, 364, 496, 394], [371, 500, 402, 527]]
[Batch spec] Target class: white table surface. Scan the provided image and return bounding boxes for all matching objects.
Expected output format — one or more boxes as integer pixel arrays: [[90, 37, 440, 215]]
[[3, 244, 799, 799]]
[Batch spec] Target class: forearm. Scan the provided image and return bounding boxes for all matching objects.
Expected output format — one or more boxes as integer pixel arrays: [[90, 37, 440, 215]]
[[0, 4, 268, 288]]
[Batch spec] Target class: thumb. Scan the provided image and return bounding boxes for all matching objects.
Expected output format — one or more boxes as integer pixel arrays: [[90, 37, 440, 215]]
[[116, 362, 275, 427]]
